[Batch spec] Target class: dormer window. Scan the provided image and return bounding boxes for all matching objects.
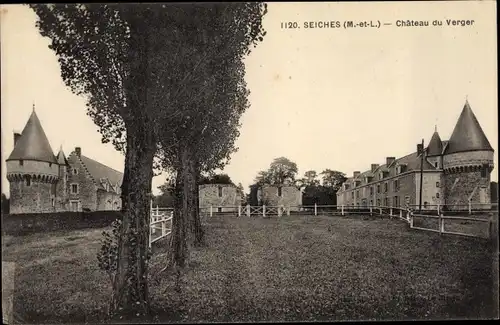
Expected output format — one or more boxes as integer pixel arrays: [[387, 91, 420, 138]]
[[73, 168, 78, 175]]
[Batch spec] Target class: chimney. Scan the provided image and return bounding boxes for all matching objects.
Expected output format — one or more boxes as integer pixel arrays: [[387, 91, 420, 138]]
[[371, 164, 379, 172], [353, 171, 360, 178], [386, 157, 396, 166], [13, 132, 21, 146], [75, 147, 81, 157], [417, 144, 423, 155]]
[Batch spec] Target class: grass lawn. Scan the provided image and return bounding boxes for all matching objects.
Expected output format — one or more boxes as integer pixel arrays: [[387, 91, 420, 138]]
[[2, 214, 498, 323]]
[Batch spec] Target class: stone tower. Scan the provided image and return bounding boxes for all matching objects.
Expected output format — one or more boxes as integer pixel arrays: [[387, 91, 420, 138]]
[[443, 100, 494, 210], [55, 146, 69, 212], [6, 108, 59, 214]]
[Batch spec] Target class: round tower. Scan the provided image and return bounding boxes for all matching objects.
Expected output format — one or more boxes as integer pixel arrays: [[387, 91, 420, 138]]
[[443, 100, 494, 211], [6, 108, 59, 214]]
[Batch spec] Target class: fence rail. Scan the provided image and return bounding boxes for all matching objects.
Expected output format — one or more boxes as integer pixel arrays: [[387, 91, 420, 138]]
[[155, 202, 497, 242]]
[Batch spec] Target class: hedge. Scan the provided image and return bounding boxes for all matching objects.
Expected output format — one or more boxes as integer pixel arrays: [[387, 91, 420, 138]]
[[1, 211, 123, 236]]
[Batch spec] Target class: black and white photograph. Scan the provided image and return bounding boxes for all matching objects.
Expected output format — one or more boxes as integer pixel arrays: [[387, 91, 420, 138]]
[[1, 1, 498, 323]]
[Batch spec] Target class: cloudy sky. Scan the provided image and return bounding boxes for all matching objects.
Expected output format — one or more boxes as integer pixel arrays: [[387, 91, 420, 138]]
[[1, 2, 497, 197]]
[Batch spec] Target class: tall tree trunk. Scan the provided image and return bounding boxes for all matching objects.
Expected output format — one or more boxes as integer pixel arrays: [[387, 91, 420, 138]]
[[111, 126, 155, 319], [191, 160, 204, 246], [169, 149, 189, 268]]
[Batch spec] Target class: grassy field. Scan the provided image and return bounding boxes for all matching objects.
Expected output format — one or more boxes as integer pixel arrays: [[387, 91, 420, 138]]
[[2, 214, 498, 323]]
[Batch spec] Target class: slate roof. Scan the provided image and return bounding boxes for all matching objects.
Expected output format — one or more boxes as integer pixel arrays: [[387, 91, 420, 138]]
[[343, 151, 436, 187], [446, 100, 494, 154], [56, 148, 68, 165], [69, 153, 123, 190], [7, 110, 57, 164], [427, 130, 443, 157]]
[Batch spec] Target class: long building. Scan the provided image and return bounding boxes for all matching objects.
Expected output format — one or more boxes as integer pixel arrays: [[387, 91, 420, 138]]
[[336, 100, 494, 211]]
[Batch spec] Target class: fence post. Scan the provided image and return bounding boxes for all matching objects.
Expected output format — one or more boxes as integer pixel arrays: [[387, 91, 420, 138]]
[[314, 203, 317, 216], [410, 214, 414, 228], [247, 204, 251, 217], [162, 220, 166, 237], [390, 207, 393, 216], [468, 201, 472, 215], [341, 205, 344, 216], [437, 203, 440, 215], [370, 206, 373, 216], [238, 205, 241, 217], [439, 213, 444, 234], [263, 205, 266, 217], [210, 205, 213, 218], [399, 209, 403, 219], [379, 207, 382, 215], [156, 205, 159, 216], [287, 206, 291, 216], [148, 230, 152, 248], [278, 206, 282, 217]]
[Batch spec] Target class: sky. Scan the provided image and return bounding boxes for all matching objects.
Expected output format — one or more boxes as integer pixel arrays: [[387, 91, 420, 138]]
[[1, 2, 497, 197]]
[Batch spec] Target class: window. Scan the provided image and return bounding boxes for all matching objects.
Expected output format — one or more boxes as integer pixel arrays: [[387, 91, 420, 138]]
[[481, 164, 489, 178], [19, 160, 24, 166], [351, 191, 354, 199], [436, 181, 440, 187], [356, 190, 359, 198], [393, 196, 399, 207], [277, 186, 282, 197], [394, 179, 399, 191], [218, 186, 223, 197], [377, 199, 380, 206], [424, 201, 429, 208], [25, 177, 31, 187], [384, 183, 388, 193], [73, 168, 78, 175], [436, 193, 440, 199], [49, 162, 52, 167], [370, 186, 373, 195], [384, 198, 388, 207], [434, 162, 438, 168], [51, 198, 55, 207], [379, 173, 383, 180], [71, 183, 78, 194], [377, 185, 380, 193], [218, 207, 222, 213]]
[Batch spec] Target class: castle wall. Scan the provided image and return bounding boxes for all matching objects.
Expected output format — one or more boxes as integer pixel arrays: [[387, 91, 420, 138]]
[[444, 169, 491, 210], [67, 157, 97, 211], [8, 179, 55, 214], [199, 184, 240, 212], [443, 150, 494, 169], [6, 160, 59, 177], [55, 165, 68, 212], [260, 185, 302, 211], [96, 190, 122, 211]]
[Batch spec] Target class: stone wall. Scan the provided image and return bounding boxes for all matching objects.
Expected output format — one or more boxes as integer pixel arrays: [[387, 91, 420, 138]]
[[444, 169, 491, 210], [260, 185, 302, 211], [55, 165, 68, 212], [8, 180, 54, 214], [199, 184, 240, 212], [443, 150, 494, 170], [96, 190, 122, 211], [67, 154, 97, 211]]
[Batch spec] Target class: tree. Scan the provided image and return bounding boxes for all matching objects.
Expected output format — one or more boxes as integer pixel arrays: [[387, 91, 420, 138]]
[[320, 169, 347, 192], [30, 4, 235, 319], [297, 170, 320, 188], [153, 183, 175, 207], [268, 157, 298, 185], [154, 4, 267, 263], [199, 173, 234, 185], [236, 183, 246, 205]]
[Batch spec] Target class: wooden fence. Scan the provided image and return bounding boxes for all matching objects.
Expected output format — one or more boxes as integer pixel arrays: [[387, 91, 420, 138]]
[[197, 203, 498, 240], [149, 204, 173, 248]]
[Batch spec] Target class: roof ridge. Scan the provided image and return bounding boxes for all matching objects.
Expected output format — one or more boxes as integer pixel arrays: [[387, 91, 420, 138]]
[[80, 154, 124, 175]]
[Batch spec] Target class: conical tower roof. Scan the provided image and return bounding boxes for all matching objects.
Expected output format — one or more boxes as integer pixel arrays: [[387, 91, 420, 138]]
[[446, 100, 494, 155], [56, 146, 68, 165], [427, 127, 443, 156], [6, 109, 57, 164]]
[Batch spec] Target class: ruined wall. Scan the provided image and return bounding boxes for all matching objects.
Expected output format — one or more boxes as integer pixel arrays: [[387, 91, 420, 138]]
[[199, 184, 240, 212], [96, 190, 122, 211], [260, 185, 302, 211]]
